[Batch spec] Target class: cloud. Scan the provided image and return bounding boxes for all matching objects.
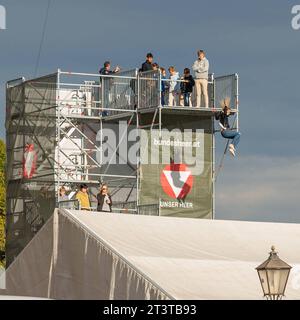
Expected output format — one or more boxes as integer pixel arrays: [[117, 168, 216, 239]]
[[216, 155, 300, 223]]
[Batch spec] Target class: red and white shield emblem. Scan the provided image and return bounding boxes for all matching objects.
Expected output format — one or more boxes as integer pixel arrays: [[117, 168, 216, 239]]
[[23, 144, 37, 179], [160, 163, 194, 200]]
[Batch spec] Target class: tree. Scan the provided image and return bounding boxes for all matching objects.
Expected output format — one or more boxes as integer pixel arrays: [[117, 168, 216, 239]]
[[0, 140, 6, 268]]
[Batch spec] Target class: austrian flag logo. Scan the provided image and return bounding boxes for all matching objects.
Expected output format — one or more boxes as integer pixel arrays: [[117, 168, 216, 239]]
[[160, 163, 193, 200], [23, 143, 37, 179]]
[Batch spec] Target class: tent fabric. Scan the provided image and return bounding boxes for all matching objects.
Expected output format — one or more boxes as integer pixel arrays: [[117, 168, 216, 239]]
[[2, 209, 300, 299]]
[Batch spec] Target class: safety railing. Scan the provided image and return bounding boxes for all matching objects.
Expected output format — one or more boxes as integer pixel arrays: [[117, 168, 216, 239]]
[[138, 203, 160, 216], [112, 201, 137, 214], [214, 73, 239, 128], [138, 70, 160, 109], [160, 73, 215, 108], [58, 199, 80, 210], [111, 201, 160, 215], [58, 69, 138, 120], [57, 69, 238, 115], [101, 69, 138, 116]]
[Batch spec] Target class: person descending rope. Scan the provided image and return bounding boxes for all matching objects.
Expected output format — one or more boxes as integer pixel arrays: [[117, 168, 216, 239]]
[[214, 97, 241, 157]]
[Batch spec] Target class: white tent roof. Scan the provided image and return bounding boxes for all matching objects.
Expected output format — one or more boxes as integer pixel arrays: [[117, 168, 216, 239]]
[[2, 209, 300, 299]]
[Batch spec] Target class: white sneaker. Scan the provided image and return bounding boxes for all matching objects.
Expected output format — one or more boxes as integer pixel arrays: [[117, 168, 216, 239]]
[[229, 148, 236, 157], [229, 144, 236, 151]]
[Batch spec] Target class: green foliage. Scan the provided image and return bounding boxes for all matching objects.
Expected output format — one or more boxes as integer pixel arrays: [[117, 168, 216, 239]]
[[0, 140, 6, 268]]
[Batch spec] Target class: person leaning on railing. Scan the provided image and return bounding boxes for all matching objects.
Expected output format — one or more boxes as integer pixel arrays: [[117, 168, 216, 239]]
[[75, 184, 91, 211], [192, 49, 209, 108]]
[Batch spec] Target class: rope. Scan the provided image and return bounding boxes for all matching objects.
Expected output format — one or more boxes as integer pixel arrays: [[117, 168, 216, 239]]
[[34, 0, 51, 77]]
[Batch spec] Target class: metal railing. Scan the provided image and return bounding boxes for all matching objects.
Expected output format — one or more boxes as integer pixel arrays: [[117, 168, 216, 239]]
[[101, 69, 138, 116], [161, 73, 215, 108], [112, 201, 137, 214], [138, 70, 160, 108], [58, 199, 80, 210], [58, 69, 238, 114], [111, 201, 160, 216], [138, 203, 160, 216]]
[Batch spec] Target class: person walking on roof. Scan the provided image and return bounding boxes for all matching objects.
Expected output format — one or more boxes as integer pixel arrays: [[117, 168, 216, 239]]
[[192, 50, 209, 108]]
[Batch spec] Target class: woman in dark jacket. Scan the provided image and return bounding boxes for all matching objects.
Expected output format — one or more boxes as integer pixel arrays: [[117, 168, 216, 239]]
[[180, 68, 195, 107], [97, 184, 113, 212], [214, 98, 241, 157]]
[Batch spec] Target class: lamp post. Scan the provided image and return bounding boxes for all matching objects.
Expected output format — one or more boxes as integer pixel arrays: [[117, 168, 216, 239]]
[[256, 246, 292, 300]]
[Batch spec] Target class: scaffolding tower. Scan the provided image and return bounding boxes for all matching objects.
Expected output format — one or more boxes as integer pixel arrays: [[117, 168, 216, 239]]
[[6, 68, 239, 265]]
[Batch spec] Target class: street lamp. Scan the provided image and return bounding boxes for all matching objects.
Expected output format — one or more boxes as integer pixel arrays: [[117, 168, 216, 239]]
[[256, 246, 292, 300]]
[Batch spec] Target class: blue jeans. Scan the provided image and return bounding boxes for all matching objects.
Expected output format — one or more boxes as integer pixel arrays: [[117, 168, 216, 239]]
[[221, 130, 241, 148], [161, 92, 165, 106], [183, 93, 191, 106]]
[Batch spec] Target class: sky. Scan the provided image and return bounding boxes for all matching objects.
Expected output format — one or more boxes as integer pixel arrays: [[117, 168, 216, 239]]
[[0, 0, 299, 223]]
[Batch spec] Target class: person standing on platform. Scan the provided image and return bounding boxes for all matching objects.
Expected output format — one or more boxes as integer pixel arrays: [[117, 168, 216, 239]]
[[160, 67, 167, 106], [99, 61, 120, 116], [214, 98, 241, 157], [192, 50, 209, 108], [58, 186, 69, 202], [97, 184, 113, 213], [152, 63, 159, 71], [58, 186, 69, 209], [139, 53, 154, 72], [99, 61, 120, 76], [76, 184, 91, 211], [180, 68, 195, 107], [168, 66, 180, 106]]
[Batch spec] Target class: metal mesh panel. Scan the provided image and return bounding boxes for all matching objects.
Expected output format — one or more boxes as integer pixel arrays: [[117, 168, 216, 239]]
[[6, 74, 57, 265], [138, 70, 160, 109], [214, 74, 237, 110], [190, 74, 214, 108], [58, 199, 80, 210], [102, 69, 137, 116], [112, 201, 137, 214], [138, 203, 159, 216], [112, 202, 159, 216]]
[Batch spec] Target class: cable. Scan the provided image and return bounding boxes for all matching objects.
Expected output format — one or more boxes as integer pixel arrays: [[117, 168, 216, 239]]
[[34, 0, 51, 77]]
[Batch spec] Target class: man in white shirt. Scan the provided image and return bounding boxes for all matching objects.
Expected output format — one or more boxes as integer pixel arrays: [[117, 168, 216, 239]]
[[192, 50, 210, 108]]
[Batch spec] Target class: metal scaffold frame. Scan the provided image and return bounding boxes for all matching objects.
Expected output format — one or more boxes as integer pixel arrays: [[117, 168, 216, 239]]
[[55, 69, 139, 210], [5, 68, 239, 264]]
